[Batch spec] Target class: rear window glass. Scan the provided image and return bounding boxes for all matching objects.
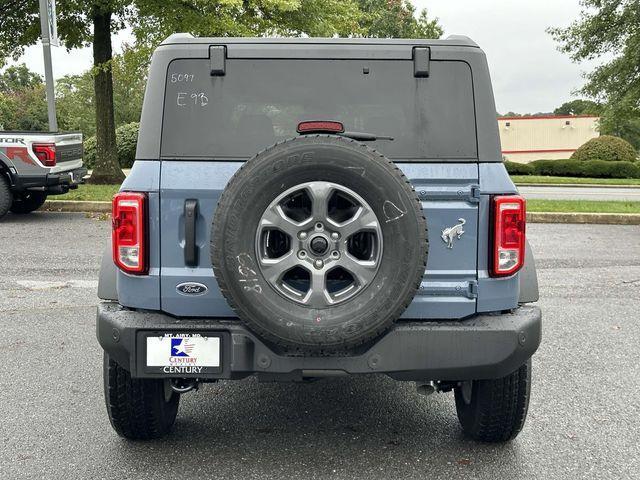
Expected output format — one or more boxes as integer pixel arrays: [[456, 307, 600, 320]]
[[161, 58, 477, 160]]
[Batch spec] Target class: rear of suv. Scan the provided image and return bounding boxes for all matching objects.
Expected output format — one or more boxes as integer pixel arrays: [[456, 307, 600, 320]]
[[97, 35, 541, 443]]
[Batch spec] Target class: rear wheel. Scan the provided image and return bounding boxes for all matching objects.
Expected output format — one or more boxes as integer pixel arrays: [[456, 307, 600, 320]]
[[10, 191, 47, 214], [454, 359, 532, 442], [0, 176, 11, 220], [103, 353, 180, 440]]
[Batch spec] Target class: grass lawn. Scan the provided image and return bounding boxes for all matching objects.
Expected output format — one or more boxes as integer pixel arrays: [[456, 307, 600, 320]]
[[527, 200, 640, 214], [512, 175, 640, 186], [56, 184, 120, 201]]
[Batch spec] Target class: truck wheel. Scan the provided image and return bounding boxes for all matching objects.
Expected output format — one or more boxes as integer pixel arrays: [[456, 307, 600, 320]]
[[0, 176, 11, 220], [103, 353, 180, 440], [454, 359, 531, 442], [211, 135, 428, 352], [10, 191, 47, 214]]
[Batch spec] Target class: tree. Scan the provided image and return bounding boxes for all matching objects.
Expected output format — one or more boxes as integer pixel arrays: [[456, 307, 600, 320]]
[[554, 99, 602, 116], [356, 0, 442, 38], [549, 0, 640, 149], [0, 64, 48, 131]]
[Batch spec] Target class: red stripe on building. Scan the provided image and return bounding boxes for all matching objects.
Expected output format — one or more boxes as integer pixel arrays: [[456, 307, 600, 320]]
[[498, 115, 599, 121]]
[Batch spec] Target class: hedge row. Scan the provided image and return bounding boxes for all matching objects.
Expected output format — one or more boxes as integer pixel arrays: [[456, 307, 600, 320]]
[[505, 159, 640, 179], [83, 122, 139, 170]]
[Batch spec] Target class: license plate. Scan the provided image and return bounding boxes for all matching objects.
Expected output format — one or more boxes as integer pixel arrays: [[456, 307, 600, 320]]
[[146, 334, 220, 374]]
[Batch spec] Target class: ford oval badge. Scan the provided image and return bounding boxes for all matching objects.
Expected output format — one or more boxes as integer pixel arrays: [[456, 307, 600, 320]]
[[176, 282, 208, 296]]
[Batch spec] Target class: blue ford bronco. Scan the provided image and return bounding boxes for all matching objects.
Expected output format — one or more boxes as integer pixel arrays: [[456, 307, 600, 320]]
[[97, 34, 541, 442]]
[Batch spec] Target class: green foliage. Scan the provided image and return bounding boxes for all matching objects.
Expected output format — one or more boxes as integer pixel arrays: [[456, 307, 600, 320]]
[[57, 47, 146, 138], [0, 64, 48, 131], [529, 159, 640, 179], [549, 1, 640, 149], [0, 64, 43, 93], [504, 161, 534, 176], [554, 99, 602, 116], [115, 122, 139, 168], [84, 122, 139, 169], [356, 0, 442, 38], [571, 135, 637, 163]]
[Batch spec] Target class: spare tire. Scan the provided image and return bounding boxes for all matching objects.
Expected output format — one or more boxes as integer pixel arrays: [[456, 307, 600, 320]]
[[211, 135, 428, 351]]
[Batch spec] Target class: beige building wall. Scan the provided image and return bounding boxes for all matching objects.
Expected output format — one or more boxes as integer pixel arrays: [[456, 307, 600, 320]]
[[498, 115, 600, 163]]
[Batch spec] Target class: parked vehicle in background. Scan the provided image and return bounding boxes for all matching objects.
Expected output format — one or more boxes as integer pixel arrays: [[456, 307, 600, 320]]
[[97, 35, 542, 443], [0, 131, 86, 219]]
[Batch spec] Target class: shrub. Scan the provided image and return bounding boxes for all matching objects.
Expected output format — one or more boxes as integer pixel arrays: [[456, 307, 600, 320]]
[[504, 161, 534, 175], [83, 136, 97, 169], [571, 135, 637, 163], [82, 122, 139, 170], [115, 122, 139, 169], [530, 159, 640, 178]]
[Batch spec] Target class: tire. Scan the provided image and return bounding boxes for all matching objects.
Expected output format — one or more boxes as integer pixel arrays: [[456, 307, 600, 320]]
[[454, 359, 532, 442], [211, 135, 428, 352], [10, 191, 47, 214], [103, 353, 180, 440], [0, 176, 12, 220]]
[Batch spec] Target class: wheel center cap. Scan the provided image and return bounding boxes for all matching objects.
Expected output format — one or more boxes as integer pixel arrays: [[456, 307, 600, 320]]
[[310, 236, 329, 255]]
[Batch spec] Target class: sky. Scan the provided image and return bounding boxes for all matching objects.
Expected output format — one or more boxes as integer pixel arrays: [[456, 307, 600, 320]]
[[8, 0, 599, 114]]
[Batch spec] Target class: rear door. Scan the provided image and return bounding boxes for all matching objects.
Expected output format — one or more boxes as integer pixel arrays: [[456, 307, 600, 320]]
[[158, 44, 478, 319]]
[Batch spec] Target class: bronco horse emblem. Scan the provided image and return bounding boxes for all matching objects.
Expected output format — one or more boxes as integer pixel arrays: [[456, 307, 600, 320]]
[[441, 218, 466, 249]]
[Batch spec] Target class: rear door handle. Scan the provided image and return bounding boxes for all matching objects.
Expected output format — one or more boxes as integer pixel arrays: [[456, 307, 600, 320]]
[[184, 199, 198, 267]]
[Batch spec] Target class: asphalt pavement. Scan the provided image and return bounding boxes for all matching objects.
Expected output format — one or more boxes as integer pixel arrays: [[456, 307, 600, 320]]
[[518, 184, 640, 201], [1, 212, 639, 480]]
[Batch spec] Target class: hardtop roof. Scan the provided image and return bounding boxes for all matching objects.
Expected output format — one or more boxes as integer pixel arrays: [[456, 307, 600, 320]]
[[160, 33, 479, 48]]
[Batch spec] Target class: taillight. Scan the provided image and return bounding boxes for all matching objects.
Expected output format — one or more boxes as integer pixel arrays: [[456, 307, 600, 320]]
[[112, 192, 147, 274], [491, 195, 526, 277], [33, 143, 56, 167], [297, 121, 345, 134]]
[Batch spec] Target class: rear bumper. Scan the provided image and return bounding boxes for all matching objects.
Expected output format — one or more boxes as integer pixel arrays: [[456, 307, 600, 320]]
[[97, 302, 541, 381], [12, 166, 87, 194]]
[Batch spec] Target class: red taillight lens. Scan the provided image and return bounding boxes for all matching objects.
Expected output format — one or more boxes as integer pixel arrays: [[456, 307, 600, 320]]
[[112, 192, 147, 274], [33, 143, 56, 167], [491, 195, 526, 277], [297, 121, 345, 134]]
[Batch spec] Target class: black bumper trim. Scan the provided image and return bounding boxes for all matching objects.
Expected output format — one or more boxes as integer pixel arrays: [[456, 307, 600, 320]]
[[97, 303, 541, 381], [12, 167, 88, 193]]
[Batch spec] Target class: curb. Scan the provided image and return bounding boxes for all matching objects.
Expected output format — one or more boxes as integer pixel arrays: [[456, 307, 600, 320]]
[[43, 200, 111, 213], [527, 212, 640, 225], [42, 200, 640, 225]]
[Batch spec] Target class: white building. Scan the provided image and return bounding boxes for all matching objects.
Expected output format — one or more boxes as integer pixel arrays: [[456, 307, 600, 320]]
[[498, 115, 600, 163]]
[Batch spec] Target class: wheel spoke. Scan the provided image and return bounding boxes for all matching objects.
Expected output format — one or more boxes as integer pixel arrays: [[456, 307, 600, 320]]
[[306, 182, 333, 222], [340, 206, 379, 238], [340, 253, 378, 286], [259, 205, 301, 238], [302, 269, 330, 307], [259, 251, 299, 284]]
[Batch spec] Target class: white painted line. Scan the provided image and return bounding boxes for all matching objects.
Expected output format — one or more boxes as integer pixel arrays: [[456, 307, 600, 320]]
[[16, 279, 99, 290]]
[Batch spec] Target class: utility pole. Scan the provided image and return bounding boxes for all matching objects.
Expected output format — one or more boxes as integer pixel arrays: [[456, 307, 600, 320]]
[[38, 0, 58, 132]]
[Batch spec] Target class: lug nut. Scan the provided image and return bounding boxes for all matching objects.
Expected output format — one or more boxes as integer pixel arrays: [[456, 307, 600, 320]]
[[315, 222, 323, 230], [331, 251, 340, 259], [314, 259, 324, 269], [299, 231, 308, 240], [298, 250, 307, 259], [331, 232, 339, 240]]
